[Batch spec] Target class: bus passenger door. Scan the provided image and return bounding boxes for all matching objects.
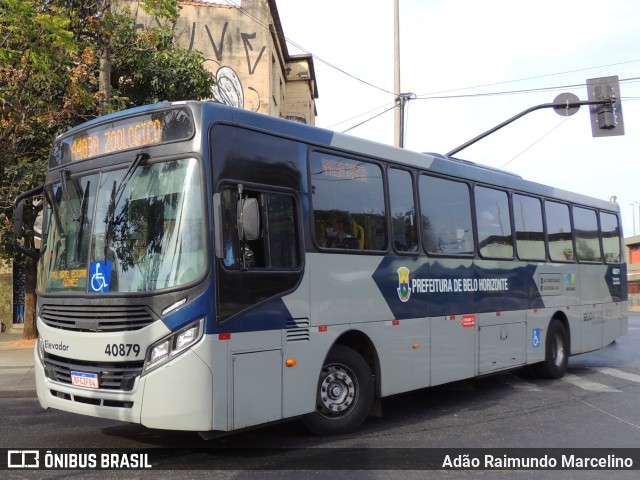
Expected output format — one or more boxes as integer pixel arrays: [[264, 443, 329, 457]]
[[430, 314, 477, 386]]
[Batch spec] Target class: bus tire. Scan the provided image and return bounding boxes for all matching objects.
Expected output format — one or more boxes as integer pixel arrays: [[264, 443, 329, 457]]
[[535, 319, 569, 379], [303, 345, 374, 436]]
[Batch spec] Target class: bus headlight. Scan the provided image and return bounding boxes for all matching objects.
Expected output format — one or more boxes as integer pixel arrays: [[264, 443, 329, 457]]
[[143, 319, 204, 374], [37, 337, 44, 364]]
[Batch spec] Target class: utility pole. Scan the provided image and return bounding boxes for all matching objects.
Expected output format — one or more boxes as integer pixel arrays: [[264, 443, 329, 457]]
[[394, 0, 401, 147], [98, 0, 112, 116]]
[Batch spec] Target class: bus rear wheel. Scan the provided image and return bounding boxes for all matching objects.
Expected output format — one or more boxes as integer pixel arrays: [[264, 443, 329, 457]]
[[535, 319, 569, 379], [303, 345, 374, 435]]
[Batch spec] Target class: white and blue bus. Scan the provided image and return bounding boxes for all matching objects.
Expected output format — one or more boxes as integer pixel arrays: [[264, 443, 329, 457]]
[[15, 101, 627, 436]]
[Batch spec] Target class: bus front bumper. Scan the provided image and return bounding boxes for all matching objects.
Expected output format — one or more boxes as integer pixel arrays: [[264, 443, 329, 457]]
[[35, 340, 214, 431]]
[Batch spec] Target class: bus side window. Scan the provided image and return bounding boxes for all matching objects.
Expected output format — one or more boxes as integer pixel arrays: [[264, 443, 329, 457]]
[[221, 188, 239, 268], [574, 206, 602, 262], [600, 212, 621, 264], [513, 194, 545, 260], [220, 187, 299, 270], [388, 168, 418, 253], [419, 175, 473, 255], [310, 152, 387, 252], [545, 201, 574, 262], [475, 186, 513, 259]]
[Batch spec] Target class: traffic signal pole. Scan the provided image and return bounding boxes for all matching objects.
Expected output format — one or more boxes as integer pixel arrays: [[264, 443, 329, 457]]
[[446, 97, 619, 158]]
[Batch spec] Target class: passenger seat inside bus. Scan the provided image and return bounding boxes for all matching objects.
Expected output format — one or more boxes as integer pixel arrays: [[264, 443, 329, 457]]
[[351, 220, 365, 249]]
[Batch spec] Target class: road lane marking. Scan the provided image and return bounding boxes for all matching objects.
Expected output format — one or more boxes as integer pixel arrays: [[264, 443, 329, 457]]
[[592, 367, 640, 384], [498, 374, 540, 391], [561, 373, 621, 393]]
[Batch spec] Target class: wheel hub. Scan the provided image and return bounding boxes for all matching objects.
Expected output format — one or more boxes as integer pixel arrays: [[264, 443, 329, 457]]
[[553, 333, 565, 367], [318, 365, 358, 416]]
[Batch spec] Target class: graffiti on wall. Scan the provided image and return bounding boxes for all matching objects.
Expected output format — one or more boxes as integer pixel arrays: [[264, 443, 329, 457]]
[[210, 66, 244, 108], [137, 9, 269, 112], [189, 21, 267, 111]]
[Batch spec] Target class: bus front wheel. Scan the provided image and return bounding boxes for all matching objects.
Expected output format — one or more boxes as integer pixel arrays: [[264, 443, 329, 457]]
[[535, 319, 569, 379], [303, 345, 374, 435]]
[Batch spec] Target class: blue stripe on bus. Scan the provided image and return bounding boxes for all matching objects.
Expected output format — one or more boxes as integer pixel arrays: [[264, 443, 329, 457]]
[[371, 257, 544, 318], [606, 264, 627, 301], [161, 291, 211, 332], [162, 291, 291, 334], [208, 297, 290, 334]]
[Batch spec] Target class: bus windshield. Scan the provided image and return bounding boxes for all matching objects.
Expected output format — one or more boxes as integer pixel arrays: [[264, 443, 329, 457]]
[[38, 157, 206, 293]]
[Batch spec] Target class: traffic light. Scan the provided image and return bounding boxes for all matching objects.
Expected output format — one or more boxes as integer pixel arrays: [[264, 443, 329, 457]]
[[587, 76, 624, 137]]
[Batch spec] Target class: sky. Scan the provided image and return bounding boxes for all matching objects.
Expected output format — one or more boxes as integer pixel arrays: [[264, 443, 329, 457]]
[[274, 0, 640, 238]]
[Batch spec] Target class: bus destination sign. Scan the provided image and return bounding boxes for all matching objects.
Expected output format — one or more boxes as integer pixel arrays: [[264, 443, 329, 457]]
[[50, 108, 194, 167]]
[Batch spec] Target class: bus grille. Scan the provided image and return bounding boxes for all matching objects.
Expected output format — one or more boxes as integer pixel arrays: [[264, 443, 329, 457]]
[[43, 353, 143, 391], [40, 305, 156, 332]]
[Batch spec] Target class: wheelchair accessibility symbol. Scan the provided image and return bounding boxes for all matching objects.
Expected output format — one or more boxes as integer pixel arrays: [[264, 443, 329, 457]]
[[89, 261, 112, 293], [532, 328, 541, 349]]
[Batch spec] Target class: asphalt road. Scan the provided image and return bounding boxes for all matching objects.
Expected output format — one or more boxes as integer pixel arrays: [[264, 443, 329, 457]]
[[2, 312, 639, 479]]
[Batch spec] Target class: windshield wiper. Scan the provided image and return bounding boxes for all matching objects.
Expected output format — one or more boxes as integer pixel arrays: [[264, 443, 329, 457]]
[[60, 169, 82, 222], [75, 180, 90, 261], [59, 169, 91, 263], [103, 152, 148, 259]]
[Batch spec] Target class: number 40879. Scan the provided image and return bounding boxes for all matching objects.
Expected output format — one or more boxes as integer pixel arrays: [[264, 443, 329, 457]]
[[105, 343, 140, 357]]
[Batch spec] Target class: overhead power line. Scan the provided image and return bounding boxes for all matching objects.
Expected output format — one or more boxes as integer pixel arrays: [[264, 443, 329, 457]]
[[332, 76, 640, 134], [415, 76, 640, 101], [222, 0, 395, 95], [415, 59, 640, 97], [218, 0, 640, 145], [500, 117, 571, 169], [326, 101, 396, 129], [340, 105, 396, 133]]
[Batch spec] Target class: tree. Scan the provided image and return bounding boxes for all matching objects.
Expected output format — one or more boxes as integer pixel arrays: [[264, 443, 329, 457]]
[[0, 0, 83, 338], [0, 0, 215, 338]]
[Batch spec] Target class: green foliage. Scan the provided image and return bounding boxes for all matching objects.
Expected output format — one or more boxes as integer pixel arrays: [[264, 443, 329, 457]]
[[111, 22, 216, 107], [0, 0, 79, 261], [0, 0, 216, 261], [140, 0, 179, 21]]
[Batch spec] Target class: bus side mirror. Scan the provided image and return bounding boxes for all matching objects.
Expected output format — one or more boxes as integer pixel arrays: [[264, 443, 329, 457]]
[[13, 185, 44, 260], [14, 201, 24, 239], [238, 197, 259, 241]]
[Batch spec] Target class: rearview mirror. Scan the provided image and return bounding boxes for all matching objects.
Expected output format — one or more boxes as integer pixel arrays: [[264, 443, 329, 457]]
[[14, 201, 24, 239], [13, 185, 44, 260], [238, 197, 259, 241]]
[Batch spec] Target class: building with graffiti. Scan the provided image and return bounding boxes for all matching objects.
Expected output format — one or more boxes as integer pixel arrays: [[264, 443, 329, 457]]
[[129, 0, 318, 124]]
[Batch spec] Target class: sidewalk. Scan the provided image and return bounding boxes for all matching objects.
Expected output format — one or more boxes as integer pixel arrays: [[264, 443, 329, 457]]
[[0, 324, 37, 398]]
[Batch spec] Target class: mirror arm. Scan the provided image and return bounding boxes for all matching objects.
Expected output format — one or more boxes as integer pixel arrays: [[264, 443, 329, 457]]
[[13, 185, 44, 260]]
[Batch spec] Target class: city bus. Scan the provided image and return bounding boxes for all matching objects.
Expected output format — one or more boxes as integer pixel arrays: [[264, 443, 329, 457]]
[[14, 101, 627, 436]]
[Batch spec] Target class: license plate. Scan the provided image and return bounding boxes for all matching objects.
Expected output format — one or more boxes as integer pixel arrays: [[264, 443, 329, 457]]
[[71, 371, 99, 389]]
